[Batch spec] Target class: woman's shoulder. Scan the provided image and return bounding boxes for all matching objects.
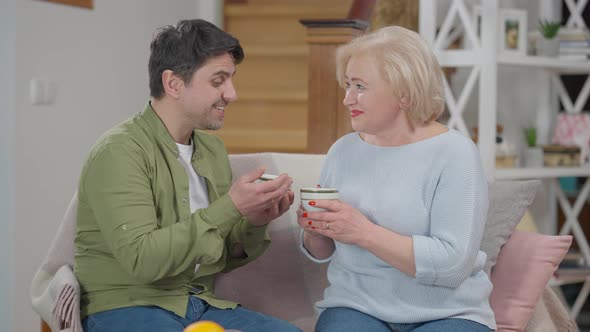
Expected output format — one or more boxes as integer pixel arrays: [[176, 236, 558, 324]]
[[437, 129, 479, 154], [436, 130, 485, 176], [326, 132, 360, 154]]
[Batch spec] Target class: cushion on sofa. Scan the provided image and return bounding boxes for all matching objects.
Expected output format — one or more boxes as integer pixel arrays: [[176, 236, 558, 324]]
[[490, 230, 572, 332], [482, 180, 541, 275]]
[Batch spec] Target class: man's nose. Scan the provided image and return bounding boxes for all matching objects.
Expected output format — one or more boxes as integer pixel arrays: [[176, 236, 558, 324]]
[[223, 80, 238, 102]]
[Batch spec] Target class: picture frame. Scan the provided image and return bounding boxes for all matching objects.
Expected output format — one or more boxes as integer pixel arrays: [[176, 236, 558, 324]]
[[466, 5, 483, 49], [38, 0, 93, 9], [498, 9, 527, 56]]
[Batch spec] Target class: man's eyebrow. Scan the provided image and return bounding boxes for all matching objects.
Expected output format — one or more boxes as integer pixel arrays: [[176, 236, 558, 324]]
[[212, 70, 235, 78]]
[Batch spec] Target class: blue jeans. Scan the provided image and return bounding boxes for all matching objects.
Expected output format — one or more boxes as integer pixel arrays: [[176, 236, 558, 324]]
[[82, 296, 302, 332], [315, 307, 492, 332]]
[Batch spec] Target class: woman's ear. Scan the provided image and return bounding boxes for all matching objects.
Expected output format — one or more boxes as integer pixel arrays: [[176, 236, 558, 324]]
[[161, 70, 184, 99], [399, 96, 410, 111]]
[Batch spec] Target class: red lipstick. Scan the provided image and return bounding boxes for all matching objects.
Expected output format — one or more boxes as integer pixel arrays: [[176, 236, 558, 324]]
[[350, 110, 364, 118]]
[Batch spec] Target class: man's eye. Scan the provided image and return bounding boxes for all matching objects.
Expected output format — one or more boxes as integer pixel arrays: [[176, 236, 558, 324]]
[[356, 84, 365, 90], [212, 79, 224, 87]]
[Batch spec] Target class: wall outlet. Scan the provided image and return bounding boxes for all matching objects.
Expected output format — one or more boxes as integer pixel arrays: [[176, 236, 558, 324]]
[[30, 78, 57, 105]]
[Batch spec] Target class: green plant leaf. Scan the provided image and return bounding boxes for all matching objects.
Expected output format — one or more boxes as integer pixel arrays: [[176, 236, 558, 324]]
[[538, 19, 561, 39]]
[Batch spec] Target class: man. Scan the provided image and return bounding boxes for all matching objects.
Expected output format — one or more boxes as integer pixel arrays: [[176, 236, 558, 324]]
[[74, 19, 299, 332]]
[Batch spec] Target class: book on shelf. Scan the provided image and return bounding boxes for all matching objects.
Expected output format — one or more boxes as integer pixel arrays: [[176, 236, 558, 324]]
[[557, 54, 589, 61], [555, 266, 590, 278], [559, 47, 590, 55], [558, 27, 590, 41], [554, 251, 590, 279], [559, 40, 590, 48], [562, 251, 585, 266]]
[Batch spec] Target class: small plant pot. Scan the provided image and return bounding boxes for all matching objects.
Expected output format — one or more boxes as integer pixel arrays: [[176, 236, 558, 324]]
[[524, 147, 544, 167], [537, 38, 559, 57]]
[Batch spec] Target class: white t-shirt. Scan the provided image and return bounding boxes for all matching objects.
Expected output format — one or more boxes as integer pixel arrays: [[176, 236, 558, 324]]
[[176, 141, 210, 274], [175, 141, 210, 213]]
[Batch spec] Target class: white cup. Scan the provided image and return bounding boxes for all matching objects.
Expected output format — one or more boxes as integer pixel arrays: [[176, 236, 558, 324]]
[[300, 188, 339, 212], [256, 173, 278, 183]]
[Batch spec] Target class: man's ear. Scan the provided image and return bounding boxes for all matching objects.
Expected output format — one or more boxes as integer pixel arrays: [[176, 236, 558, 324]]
[[162, 70, 184, 99]]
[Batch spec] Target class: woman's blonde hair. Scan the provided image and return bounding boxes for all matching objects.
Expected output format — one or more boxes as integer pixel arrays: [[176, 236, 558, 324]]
[[335, 26, 445, 125]]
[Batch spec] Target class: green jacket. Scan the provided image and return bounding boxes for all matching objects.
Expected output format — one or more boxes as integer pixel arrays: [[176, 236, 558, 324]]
[[74, 104, 269, 318]]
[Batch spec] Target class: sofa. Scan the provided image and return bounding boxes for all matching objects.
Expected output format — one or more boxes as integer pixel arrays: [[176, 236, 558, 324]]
[[32, 153, 577, 332], [218, 153, 577, 332]]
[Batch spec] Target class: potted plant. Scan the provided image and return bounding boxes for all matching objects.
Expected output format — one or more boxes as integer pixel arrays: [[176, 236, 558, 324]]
[[524, 127, 537, 148], [523, 127, 544, 167], [537, 19, 561, 57]]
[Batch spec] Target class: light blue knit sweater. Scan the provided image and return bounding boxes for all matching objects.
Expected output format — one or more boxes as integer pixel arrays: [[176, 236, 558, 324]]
[[301, 130, 496, 329]]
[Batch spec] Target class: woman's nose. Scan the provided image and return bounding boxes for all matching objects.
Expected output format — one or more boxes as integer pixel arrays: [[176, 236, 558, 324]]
[[343, 90, 356, 106]]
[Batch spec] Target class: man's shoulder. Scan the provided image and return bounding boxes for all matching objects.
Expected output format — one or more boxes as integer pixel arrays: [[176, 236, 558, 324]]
[[86, 115, 153, 161]]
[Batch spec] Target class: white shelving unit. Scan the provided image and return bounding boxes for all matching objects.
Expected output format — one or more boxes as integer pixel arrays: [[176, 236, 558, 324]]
[[420, 0, 590, 320], [496, 166, 590, 180], [499, 54, 590, 71]]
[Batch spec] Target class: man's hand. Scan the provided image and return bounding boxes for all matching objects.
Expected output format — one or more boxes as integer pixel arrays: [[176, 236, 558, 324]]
[[228, 168, 295, 226]]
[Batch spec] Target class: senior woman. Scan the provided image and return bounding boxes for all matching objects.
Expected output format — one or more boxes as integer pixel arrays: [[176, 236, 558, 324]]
[[298, 26, 495, 332]]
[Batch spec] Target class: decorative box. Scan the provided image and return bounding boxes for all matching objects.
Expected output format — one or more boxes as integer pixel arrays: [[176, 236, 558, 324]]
[[542, 144, 581, 167]]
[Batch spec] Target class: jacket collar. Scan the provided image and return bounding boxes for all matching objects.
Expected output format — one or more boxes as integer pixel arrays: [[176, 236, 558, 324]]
[[141, 102, 204, 161]]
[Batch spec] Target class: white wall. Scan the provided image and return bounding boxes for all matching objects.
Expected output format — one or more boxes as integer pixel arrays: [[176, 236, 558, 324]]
[[12, 1, 221, 331], [191, 0, 224, 27], [1, 0, 16, 331]]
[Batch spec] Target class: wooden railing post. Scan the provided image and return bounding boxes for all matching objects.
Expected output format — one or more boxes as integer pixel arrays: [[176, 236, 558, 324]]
[[299, 19, 368, 153], [41, 320, 52, 332]]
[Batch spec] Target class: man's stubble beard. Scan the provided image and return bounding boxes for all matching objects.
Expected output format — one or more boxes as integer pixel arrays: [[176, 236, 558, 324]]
[[206, 120, 223, 131]]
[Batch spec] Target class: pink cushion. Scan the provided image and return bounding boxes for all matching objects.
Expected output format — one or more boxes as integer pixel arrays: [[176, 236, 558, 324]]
[[490, 230, 572, 331]]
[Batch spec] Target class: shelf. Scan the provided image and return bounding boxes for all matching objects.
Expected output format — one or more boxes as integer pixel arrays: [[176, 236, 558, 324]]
[[550, 274, 590, 286], [498, 54, 590, 72], [495, 166, 590, 180]]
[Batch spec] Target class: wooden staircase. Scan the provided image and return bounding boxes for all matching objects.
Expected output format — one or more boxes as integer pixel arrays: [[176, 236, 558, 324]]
[[214, 0, 352, 153]]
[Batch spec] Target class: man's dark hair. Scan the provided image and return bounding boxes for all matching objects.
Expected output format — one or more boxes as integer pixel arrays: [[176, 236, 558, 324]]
[[148, 19, 244, 99]]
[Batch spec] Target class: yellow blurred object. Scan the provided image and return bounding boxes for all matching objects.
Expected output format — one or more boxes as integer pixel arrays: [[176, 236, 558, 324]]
[[516, 210, 538, 233], [184, 321, 225, 332]]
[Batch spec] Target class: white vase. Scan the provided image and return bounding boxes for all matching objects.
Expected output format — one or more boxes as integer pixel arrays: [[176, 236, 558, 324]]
[[524, 147, 544, 167], [537, 38, 559, 57]]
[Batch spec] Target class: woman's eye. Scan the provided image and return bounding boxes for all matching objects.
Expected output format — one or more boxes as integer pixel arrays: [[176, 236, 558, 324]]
[[356, 84, 365, 90]]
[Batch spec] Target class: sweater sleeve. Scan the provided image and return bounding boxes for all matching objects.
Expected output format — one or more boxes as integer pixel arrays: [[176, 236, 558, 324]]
[[81, 142, 242, 284], [412, 143, 488, 288]]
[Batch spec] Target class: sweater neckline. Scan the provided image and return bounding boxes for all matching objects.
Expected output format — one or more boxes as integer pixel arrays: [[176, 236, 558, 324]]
[[354, 129, 453, 150]]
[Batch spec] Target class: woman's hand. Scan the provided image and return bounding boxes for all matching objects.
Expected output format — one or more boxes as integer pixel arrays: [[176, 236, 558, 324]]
[[303, 199, 376, 246], [297, 203, 335, 260], [306, 199, 416, 276]]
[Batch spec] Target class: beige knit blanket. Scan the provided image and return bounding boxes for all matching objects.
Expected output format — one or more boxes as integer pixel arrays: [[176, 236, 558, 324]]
[[30, 192, 82, 332]]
